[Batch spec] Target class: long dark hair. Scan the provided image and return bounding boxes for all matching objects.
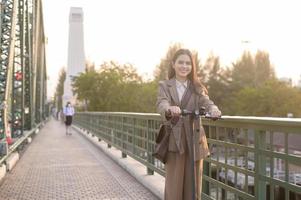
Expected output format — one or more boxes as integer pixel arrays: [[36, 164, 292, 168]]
[[168, 48, 207, 94], [66, 101, 71, 107]]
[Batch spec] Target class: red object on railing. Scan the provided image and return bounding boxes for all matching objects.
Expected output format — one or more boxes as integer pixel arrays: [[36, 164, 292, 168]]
[[6, 136, 12, 145], [15, 72, 22, 81], [6, 126, 12, 145]]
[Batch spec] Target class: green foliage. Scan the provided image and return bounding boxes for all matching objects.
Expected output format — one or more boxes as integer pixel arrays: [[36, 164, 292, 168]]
[[223, 80, 301, 117], [133, 81, 158, 112], [230, 51, 275, 90], [231, 51, 255, 89], [201, 54, 231, 107], [71, 70, 99, 110], [72, 61, 156, 112], [64, 44, 301, 118], [54, 68, 66, 110], [219, 50, 293, 116], [254, 50, 275, 84]]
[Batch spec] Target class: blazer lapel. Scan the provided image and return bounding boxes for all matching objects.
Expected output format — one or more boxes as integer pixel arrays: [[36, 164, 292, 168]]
[[180, 80, 193, 109], [167, 79, 180, 106]]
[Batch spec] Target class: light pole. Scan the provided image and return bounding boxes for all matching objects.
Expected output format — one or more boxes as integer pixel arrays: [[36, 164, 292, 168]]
[[241, 40, 251, 53]]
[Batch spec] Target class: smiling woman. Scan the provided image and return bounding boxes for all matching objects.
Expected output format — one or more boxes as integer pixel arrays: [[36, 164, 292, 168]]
[[156, 48, 221, 200], [172, 54, 192, 82]]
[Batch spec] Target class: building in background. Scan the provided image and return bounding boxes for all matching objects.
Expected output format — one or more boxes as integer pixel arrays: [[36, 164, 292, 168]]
[[297, 75, 301, 89], [63, 7, 85, 107], [279, 77, 293, 87]]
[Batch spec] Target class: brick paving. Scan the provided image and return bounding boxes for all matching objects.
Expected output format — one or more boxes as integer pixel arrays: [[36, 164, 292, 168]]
[[0, 119, 159, 200]]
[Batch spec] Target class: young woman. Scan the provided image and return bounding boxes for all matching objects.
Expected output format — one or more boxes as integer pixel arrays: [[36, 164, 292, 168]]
[[156, 49, 221, 200], [63, 101, 75, 135]]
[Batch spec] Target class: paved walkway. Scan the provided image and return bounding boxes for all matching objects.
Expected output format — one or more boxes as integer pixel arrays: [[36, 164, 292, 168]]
[[0, 119, 159, 200]]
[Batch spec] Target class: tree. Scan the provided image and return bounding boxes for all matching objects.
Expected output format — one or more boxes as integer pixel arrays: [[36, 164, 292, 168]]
[[54, 68, 66, 111], [224, 80, 301, 117], [153, 43, 183, 82], [72, 61, 150, 112], [202, 54, 231, 108], [230, 50, 275, 90], [131, 81, 158, 112], [221, 50, 279, 115], [71, 70, 99, 110], [231, 51, 255, 90], [254, 50, 275, 87]]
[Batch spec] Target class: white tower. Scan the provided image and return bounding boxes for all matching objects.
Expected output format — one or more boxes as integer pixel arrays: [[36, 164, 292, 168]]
[[63, 7, 85, 107]]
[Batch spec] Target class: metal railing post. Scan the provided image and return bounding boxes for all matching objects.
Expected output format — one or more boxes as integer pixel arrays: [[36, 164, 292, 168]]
[[121, 116, 127, 158], [147, 119, 154, 175], [255, 130, 266, 199], [72, 112, 301, 199], [202, 160, 210, 195]]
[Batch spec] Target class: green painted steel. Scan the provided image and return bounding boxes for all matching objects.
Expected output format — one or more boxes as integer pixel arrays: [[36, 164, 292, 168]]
[[23, 0, 33, 130], [11, 0, 24, 138], [0, 121, 43, 164], [74, 112, 301, 200], [0, 0, 17, 140], [0, 0, 48, 159]]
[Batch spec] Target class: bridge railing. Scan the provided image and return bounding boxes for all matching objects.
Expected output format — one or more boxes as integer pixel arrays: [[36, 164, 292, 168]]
[[0, 121, 45, 165], [74, 112, 301, 200]]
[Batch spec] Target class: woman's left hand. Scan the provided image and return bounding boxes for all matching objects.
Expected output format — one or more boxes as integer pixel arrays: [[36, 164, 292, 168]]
[[209, 107, 222, 119]]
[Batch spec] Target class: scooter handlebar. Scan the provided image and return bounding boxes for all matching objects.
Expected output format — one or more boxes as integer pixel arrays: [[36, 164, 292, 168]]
[[166, 107, 221, 120]]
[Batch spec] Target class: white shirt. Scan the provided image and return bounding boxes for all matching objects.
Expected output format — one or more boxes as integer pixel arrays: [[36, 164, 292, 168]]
[[175, 80, 188, 102], [63, 106, 75, 116]]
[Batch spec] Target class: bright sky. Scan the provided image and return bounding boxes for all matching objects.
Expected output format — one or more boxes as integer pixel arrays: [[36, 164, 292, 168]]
[[43, 0, 301, 98]]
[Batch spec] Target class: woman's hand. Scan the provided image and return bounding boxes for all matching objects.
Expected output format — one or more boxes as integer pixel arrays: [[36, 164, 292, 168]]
[[167, 106, 181, 117], [209, 107, 222, 119]]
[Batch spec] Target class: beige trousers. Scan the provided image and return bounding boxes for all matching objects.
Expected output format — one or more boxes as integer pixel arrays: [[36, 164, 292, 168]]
[[164, 130, 203, 200]]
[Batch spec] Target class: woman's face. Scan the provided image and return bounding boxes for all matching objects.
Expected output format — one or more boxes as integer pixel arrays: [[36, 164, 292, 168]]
[[173, 54, 192, 80]]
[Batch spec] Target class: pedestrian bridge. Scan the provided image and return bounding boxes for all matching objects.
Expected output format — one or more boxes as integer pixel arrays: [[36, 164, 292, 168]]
[[1, 0, 301, 199], [0, 118, 161, 200], [1, 112, 300, 200]]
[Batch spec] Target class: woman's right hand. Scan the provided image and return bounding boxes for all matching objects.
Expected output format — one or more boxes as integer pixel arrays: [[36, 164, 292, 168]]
[[167, 106, 181, 117]]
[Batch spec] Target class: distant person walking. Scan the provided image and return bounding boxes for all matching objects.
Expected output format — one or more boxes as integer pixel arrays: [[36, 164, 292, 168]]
[[63, 101, 75, 135]]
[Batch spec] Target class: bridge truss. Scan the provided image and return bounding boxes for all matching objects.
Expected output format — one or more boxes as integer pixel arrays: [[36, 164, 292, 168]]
[[0, 0, 47, 144]]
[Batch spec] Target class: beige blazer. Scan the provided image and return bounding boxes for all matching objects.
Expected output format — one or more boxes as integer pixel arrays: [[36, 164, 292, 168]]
[[157, 78, 219, 160]]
